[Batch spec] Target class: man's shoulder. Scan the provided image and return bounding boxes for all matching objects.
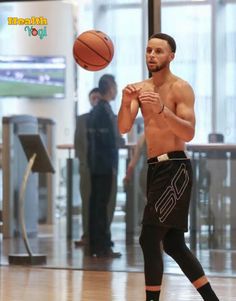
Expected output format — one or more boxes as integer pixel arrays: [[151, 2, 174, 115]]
[[172, 76, 192, 89], [170, 76, 194, 102], [76, 113, 89, 125]]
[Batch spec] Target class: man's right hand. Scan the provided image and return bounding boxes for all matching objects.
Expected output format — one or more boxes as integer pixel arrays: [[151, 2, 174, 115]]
[[122, 84, 141, 106]]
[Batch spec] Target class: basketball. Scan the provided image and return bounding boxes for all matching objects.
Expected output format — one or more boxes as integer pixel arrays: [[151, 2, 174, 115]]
[[73, 30, 114, 71]]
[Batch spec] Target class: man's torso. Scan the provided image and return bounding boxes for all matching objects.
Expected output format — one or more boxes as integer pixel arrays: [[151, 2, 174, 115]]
[[135, 77, 186, 158]]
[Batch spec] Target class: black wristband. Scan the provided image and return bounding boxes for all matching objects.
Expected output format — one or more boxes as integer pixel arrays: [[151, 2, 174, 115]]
[[158, 103, 165, 114]]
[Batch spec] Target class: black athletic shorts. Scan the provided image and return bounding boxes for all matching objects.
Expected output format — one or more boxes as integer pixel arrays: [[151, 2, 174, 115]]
[[142, 151, 192, 232]]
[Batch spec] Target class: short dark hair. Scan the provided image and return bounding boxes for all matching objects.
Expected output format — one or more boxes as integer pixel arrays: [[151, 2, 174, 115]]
[[149, 33, 176, 53], [89, 87, 100, 97], [98, 74, 116, 95]]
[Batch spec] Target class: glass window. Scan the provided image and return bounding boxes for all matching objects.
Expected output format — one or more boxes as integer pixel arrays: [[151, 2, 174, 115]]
[[161, 4, 211, 143], [77, 1, 144, 115], [98, 7, 143, 114], [218, 3, 236, 142]]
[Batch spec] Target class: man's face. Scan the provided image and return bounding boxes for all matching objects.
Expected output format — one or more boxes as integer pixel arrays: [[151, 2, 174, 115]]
[[89, 91, 101, 107], [146, 38, 174, 73]]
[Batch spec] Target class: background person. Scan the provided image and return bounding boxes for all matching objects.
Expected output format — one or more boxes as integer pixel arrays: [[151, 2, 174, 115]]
[[74, 88, 101, 246], [87, 74, 123, 258]]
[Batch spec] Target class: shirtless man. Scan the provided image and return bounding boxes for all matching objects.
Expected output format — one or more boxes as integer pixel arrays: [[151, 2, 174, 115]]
[[118, 33, 219, 301]]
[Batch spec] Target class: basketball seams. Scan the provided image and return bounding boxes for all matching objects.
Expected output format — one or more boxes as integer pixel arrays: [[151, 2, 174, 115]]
[[88, 31, 113, 59], [75, 55, 107, 69], [77, 35, 111, 63], [74, 40, 107, 67]]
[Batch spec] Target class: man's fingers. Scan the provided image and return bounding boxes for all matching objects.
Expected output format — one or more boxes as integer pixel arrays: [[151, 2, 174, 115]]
[[124, 85, 141, 94], [139, 91, 159, 97], [139, 91, 160, 102]]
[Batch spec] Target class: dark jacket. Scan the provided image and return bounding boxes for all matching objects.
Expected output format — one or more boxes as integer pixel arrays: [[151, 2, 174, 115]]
[[87, 100, 119, 175]]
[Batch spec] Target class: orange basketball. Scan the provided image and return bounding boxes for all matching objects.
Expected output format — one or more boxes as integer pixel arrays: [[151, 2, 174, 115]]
[[73, 30, 114, 71]]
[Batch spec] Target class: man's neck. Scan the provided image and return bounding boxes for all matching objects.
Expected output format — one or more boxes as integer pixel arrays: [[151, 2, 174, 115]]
[[152, 69, 171, 87]]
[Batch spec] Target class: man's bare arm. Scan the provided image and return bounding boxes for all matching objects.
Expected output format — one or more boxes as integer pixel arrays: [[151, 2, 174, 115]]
[[118, 84, 140, 134], [162, 82, 195, 142]]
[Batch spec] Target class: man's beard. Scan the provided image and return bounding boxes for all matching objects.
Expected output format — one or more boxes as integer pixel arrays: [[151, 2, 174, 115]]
[[147, 61, 167, 73]]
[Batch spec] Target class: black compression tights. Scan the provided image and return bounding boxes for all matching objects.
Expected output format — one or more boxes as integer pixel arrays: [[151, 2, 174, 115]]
[[139, 225, 205, 286]]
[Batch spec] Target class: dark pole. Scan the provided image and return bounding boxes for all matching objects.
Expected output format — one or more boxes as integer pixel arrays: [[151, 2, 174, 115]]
[[148, 0, 161, 78], [67, 157, 73, 239], [148, 0, 154, 38], [148, 0, 161, 38]]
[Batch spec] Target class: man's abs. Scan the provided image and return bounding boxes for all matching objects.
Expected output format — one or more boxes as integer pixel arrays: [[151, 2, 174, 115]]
[[145, 128, 185, 158]]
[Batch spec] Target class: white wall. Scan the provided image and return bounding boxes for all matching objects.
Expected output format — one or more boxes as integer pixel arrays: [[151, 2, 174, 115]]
[[0, 0, 76, 145]]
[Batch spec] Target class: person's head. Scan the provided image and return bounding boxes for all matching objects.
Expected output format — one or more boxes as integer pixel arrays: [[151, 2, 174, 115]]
[[146, 33, 176, 73], [89, 87, 101, 107], [98, 74, 117, 101]]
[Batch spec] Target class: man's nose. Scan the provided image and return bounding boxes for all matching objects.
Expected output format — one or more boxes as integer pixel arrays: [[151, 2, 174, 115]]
[[149, 50, 156, 57]]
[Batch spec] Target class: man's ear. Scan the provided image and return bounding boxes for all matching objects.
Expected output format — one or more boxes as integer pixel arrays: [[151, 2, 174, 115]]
[[169, 52, 175, 62]]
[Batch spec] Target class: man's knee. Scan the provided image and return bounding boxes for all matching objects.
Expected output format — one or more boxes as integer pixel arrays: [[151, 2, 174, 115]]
[[163, 240, 174, 256], [163, 238, 186, 257]]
